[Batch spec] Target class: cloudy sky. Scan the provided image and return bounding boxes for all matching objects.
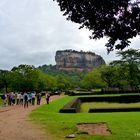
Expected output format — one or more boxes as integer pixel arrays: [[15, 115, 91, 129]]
[[0, 0, 139, 70]]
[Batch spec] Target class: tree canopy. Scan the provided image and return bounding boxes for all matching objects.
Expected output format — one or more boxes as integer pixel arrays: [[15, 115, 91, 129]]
[[11, 64, 39, 92], [53, 0, 140, 52], [0, 70, 11, 92], [110, 49, 140, 88]]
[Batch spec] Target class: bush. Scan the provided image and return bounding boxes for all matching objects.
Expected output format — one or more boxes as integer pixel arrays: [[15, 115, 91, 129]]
[[102, 87, 140, 94]]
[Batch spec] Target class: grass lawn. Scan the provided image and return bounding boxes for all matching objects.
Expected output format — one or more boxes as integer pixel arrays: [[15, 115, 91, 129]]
[[81, 102, 140, 112], [30, 96, 140, 140]]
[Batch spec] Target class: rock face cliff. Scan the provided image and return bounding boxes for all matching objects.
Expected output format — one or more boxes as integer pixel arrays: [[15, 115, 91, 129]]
[[55, 50, 105, 71]]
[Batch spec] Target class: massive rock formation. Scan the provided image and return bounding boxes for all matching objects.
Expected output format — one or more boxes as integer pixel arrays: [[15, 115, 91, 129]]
[[55, 50, 105, 71]]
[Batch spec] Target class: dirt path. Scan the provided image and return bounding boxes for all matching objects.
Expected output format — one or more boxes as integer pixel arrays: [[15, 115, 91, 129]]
[[0, 95, 64, 140]]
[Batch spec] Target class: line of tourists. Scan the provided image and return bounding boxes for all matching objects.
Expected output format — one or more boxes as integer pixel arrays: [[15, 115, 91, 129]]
[[1, 92, 42, 108]]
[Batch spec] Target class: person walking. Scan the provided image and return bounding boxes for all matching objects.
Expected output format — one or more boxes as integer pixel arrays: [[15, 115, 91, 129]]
[[20, 93, 24, 105], [28, 93, 32, 104], [45, 93, 50, 104], [16, 93, 20, 105], [1, 93, 7, 107], [11, 92, 15, 105], [31, 92, 36, 105], [23, 93, 28, 108], [8, 92, 12, 106], [36, 93, 41, 105]]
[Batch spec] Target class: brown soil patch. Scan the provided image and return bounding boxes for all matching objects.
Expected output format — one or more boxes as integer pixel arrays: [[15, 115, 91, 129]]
[[77, 122, 111, 135]]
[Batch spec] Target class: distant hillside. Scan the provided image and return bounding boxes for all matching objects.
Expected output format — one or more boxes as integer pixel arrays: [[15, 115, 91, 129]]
[[37, 64, 87, 88], [38, 49, 105, 88], [55, 50, 105, 71]]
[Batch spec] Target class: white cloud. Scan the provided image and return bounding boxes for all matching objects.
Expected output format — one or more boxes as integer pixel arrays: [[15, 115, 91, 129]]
[[0, 0, 139, 70]]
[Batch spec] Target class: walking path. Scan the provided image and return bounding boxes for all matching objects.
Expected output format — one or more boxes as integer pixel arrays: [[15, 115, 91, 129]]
[[0, 95, 64, 140]]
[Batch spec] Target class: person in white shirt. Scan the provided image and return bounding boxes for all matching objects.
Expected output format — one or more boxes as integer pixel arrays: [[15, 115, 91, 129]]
[[20, 93, 23, 105], [16, 93, 21, 105], [31, 92, 36, 105]]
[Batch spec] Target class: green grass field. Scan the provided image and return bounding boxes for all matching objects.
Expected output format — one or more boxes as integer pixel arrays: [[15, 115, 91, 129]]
[[30, 96, 140, 140], [81, 102, 140, 112]]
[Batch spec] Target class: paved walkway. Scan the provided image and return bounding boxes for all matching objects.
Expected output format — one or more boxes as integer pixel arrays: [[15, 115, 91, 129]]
[[0, 95, 64, 140]]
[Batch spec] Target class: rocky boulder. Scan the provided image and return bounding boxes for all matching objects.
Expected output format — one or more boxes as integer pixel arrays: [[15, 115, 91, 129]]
[[55, 50, 105, 71]]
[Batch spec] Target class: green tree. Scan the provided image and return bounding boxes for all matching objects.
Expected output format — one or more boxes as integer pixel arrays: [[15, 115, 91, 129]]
[[110, 49, 140, 88], [54, 0, 140, 52], [38, 70, 57, 91], [100, 65, 119, 88], [11, 64, 39, 92], [81, 67, 106, 89], [55, 75, 71, 91], [38, 64, 87, 89], [37, 70, 48, 92], [0, 70, 11, 92]]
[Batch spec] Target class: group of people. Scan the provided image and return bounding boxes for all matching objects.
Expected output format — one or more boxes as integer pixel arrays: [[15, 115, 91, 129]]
[[1, 92, 46, 108]]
